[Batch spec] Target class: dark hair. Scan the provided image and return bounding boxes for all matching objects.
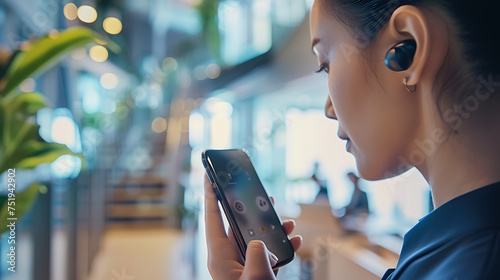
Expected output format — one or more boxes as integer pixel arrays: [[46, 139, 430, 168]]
[[319, 0, 500, 125]]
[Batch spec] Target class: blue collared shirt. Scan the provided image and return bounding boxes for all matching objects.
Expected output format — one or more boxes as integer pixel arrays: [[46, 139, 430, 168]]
[[382, 181, 500, 280]]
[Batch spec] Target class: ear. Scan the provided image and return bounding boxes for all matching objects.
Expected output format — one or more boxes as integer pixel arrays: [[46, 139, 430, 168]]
[[385, 5, 449, 87]]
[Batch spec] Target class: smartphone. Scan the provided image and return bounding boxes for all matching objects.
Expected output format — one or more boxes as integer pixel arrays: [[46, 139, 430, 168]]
[[202, 149, 295, 268]]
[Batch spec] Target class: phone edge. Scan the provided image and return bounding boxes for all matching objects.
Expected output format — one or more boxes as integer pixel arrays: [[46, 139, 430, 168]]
[[201, 150, 248, 258]]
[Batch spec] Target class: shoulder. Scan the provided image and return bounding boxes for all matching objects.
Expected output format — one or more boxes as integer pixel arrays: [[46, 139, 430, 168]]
[[397, 229, 500, 279], [443, 229, 500, 278]]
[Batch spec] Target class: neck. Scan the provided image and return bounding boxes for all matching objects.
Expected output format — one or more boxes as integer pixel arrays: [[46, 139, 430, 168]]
[[415, 96, 500, 208], [423, 134, 500, 208]]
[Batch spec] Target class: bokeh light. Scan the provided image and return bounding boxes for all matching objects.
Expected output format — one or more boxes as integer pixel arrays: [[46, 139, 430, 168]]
[[51, 115, 77, 149], [100, 73, 118, 89], [162, 57, 178, 72], [206, 63, 221, 79], [189, 111, 204, 148], [152, 117, 168, 133], [63, 3, 78, 20], [48, 30, 60, 39], [103, 17, 122, 35], [38, 185, 48, 194], [89, 45, 108, 62], [20, 78, 36, 92], [50, 155, 82, 179], [78, 5, 98, 23]]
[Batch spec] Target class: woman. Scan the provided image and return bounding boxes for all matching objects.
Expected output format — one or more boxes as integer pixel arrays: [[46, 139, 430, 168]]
[[205, 0, 500, 279]]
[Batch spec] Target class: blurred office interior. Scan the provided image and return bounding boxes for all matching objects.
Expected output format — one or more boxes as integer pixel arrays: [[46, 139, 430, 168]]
[[0, 0, 432, 279]]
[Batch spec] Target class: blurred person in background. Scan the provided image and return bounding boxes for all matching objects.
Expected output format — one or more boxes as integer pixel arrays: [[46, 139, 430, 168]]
[[311, 161, 330, 205], [337, 172, 370, 233], [205, 0, 500, 279], [343, 172, 369, 217]]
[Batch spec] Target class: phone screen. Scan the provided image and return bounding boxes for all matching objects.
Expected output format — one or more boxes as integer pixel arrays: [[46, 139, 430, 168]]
[[203, 149, 294, 267]]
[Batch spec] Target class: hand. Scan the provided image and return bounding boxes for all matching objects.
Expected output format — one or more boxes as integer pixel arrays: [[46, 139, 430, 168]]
[[204, 175, 302, 280]]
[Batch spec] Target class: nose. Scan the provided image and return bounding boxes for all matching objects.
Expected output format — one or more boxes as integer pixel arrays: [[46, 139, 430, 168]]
[[325, 96, 337, 120]]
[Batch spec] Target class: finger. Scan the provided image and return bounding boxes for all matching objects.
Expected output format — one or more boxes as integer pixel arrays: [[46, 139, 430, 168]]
[[270, 196, 275, 205], [242, 240, 276, 279], [289, 235, 302, 252], [282, 220, 296, 236], [204, 174, 227, 242]]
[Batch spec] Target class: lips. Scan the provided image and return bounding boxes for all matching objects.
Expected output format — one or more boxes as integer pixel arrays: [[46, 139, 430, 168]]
[[337, 132, 351, 151], [337, 134, 349, 141]]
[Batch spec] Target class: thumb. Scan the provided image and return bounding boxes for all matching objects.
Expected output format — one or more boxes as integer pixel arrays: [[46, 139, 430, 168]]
[[241, 240, 277, 279]]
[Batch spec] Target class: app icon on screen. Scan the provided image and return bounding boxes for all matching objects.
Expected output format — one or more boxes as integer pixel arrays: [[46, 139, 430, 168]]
[[256, 196, 269, 211], [233, 200, 246, 214]]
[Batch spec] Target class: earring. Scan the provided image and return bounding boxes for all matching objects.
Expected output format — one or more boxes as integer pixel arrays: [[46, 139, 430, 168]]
[[405, 77, 417, 93]]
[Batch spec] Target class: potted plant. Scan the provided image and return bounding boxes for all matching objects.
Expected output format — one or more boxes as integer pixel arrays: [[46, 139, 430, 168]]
[[0, 27, 101, 234]]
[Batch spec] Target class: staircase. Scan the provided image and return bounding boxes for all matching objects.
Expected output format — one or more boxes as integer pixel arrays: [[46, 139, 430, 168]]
[[105, 175, 173, 227], [104, 119, 184, 228]]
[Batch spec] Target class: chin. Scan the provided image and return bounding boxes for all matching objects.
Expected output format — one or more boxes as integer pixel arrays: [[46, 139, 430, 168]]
[[355, 155, 411, 181]]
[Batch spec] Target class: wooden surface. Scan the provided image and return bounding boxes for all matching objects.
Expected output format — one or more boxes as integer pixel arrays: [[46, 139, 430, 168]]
[[87, 228, 192, 280], [290, 203, 400, 280]]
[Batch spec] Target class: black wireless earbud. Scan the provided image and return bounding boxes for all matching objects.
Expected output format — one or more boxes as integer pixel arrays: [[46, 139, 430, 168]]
[[385, 40, 417, 71]]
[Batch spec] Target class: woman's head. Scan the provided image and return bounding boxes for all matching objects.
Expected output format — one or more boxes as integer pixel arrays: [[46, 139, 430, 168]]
[[310, 0, 500, 180]]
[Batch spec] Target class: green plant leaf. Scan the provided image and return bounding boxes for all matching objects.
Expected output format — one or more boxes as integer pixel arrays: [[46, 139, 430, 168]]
[[2, 119, 40, 159], [0, 123, 75, 173], [11, 142, 79, 170], [0, 195, 6, 217], [1, 27, 98, 98], [0, 117, 86, 174], [7, 92, 47, 116], [0, 183, 40, 235], [196, 0, 221, 58], [0, 92, 46, 150]]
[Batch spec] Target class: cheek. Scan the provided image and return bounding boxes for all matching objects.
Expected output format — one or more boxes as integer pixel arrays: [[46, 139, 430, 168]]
[[327, 56, 419, 180], [327, 59, 364, 124]]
